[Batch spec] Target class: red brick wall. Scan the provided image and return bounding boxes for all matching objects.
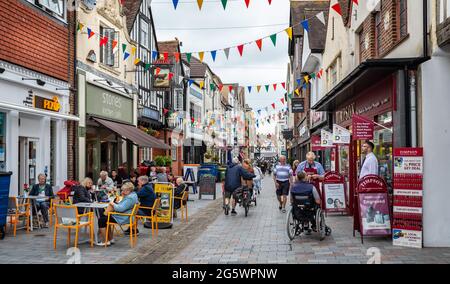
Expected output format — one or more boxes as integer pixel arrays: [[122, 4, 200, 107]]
[[359, 14, 376, 62], [0, 0, 70, 82]]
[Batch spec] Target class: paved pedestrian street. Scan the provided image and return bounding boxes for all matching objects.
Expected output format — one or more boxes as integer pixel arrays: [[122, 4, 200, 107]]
[[166, 176, 450, 264]]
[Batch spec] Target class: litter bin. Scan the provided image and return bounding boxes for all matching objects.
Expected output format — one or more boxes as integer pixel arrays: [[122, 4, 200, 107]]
[[0, 172, 12, 240]]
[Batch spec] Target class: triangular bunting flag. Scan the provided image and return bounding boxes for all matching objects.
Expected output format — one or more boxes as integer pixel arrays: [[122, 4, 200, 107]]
[[163, 108, 169, 115], [188, 80, 194, 86], [245, 0, 250, 8], [221, 0, 228, 10], [285, 27, 293, 40], [178, 76, 184, 85], [248, 86, 252, 93], [237, 44, 244, 57], [112, 40, 118, 53], [168, 73, 174, 81], [210, 83, 216, 91], [152, 51, 158, 61], [255, 39, 263, 51], [228, 85, 234, 93], [295, 89, 300, 96], [257, 85, 261, 93], [316, 12, 326, 25], [271, 103, 276, 110], [77, 22, 84, 32], [273, 84, 277, 91], [172, 0, 179, 9], [210, 50, 217, 62], [198, 51, 205, 62], [123, 52, 130, 61], [155, 67, 161, 76], [87, 28, 94, 39], [265, 85, 269, 92], [223, 48, 230, 60], [281, 82, 286, 89], [197, 0, 204, 10], [332, 2, 342, 16], [145, 63, 151, 71], [288, 93, 293, 100], [296, 79, 301, 86], [163, 52, 169, 61], [280, 98, 285, 104], [134, 58, 141, 66], [185, 53, 192, 63], [353, 0, 359, 5], [100, 36, 108, 47], [310, 73, 316, 80], [304, 75, 310, 84], [199, 81, 204, 89], [122, 44, 127, 53], [270, 34, 277, 46], [174, 52, 180, 63], [131, 46, 137, 56], [268, 0, 272, 4], [219, 84, 224, 92], [301, 20, 309, 32]]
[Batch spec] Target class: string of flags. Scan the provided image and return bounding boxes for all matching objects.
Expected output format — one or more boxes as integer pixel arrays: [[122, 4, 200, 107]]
[[172, 0, 274, 11]]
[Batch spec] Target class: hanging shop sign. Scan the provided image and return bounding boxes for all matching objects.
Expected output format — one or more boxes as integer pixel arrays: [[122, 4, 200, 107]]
[[392, 148, 424, 248], [151, 66, 172, 89], [333, 124, 351, 144], [291, 98, 305, 113], [86, 83, 133, 124], [34, 95, 61, 112], [154, 183, 174, 224], [352, 114, 374, 140], [354, 175, 391, 243], [320, 129, 334, 147], [322, 172, 348, 213]]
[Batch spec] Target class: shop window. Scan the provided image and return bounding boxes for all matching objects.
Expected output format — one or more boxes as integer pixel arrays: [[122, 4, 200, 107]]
[[0, 113, 6, 172], [374, 112, 393, 192], [100, 26, 119, 68], [397, 0, 408, 40], [27, 0, 66, 21]]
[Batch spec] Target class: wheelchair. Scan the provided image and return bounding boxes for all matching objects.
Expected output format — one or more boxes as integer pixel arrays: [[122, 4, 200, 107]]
[[286, 193, 332, 241]]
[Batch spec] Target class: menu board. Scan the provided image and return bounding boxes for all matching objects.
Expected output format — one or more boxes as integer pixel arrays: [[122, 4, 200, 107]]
[[392, 148, 423, 248], [154, 183, 174, 224]]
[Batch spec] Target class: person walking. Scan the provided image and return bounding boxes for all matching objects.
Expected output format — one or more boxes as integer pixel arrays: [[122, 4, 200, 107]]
[[273, 155, 293, 213], [223, 158, 256, 216], [253, 162, 263, 195], [359, 141, 378, 179]]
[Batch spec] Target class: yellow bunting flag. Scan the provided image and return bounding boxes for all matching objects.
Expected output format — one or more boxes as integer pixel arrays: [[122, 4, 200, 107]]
[[285, 27, 293, 40], [257, 85, 261, 93], [131, 46, 137, 56], [197, 0, 204, 10], [304, 75, 310, 84], [295, 89, 300, 96], [199, 51, 205, 62], [134, 58, 141, 65], [199, 81, 204, 89]]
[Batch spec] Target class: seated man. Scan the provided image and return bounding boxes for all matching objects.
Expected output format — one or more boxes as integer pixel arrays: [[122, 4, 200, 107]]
[[97, 182, 139, 246], [29, 173, 54, 228], [290, 171, 321, 234], [173, 178, 187, 217], [136, 176, 156, 216], [97, 171, 115, 192]]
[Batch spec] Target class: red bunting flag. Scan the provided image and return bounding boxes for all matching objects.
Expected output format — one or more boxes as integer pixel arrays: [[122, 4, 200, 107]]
[[219, 84, 224, 92], [155, 67, 161, 76], [353, 0, 359, 4], [112, 40, 118, 50], [163, 52, 169, 61], [332, 2, 342, 15], [281, 82, 286, 89], [168, 72, 174, 81], [228, 85, 234, 93], [163, 108, 169, 115], [245, 0, 250, 8], [271, 103, 276, 109], [268, 0, 272, 4], [273, 84, 277, 91], [100, 36, 108, 47], [237, 44, 244, 57], [280, 98, 285, 104], [255, 39, 263, 51]]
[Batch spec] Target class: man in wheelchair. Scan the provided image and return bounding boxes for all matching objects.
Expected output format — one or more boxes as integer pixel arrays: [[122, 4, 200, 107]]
[[290, 171, 322, 234]]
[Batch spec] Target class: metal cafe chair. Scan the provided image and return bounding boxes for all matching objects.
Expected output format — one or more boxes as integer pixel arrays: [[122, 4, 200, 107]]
[[53, 204, 94, 249], [7, 197, 30, 236]]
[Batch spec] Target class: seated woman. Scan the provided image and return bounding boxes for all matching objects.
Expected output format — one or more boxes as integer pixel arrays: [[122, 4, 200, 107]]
[[72, 178, 94, 213], [173, 178, 187, 218], [97, 182, 139, 246], [111, 170, 123, 188]]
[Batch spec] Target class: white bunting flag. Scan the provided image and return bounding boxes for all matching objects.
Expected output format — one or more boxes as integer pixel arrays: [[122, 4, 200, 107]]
[[316, 11, 326, 25]]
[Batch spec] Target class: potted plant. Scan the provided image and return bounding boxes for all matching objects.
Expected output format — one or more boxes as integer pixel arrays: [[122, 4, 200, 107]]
[[154, 156, 166, 167]]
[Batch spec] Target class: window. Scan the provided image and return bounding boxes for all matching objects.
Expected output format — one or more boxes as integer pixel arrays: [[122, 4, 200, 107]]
[[359, 30, 365, 62], [397, 0, 408, 39], [140, 19, 149, 49], [437, 0, 450, 46], [375, 12, 382, 56], [438, 0, 450, 24], [100, 26, 118, 68], [0, 113, 6, 172], [174, 89, 183, 111], [28, 0, 66, 20]]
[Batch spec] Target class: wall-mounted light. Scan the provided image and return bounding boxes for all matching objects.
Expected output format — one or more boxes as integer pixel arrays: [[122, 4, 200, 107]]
[[93, 79, 113, 86], [22, 78, 46, 86]]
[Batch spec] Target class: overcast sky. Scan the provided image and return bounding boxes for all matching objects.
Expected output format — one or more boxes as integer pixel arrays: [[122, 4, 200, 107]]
[[151, 0, 291, 134]]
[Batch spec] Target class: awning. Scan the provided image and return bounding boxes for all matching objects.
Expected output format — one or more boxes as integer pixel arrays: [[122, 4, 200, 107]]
[[92, 117, 170, 150], [312, 57, 430, 112]]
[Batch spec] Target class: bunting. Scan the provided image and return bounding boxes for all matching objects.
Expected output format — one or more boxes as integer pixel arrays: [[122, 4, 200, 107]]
[[197, 0, 204, 10]]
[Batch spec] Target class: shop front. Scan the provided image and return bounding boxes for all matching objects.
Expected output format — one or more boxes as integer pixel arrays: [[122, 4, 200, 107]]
[[0, 61, 79, 196]]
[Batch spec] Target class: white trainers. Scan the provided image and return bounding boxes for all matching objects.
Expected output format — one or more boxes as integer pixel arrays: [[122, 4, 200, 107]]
[[110, 239, 116, 244], [95, 241, 111, 247]]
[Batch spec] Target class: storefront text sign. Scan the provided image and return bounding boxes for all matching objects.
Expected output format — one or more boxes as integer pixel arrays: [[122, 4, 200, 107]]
[[352, 114, 374, 140], [333, 124, 351, 144], [393, 148, 424, 248], [34, 95, 60, 112], [86, 84, 133, 124], [291, 98, 305, 113], [311, 135, 326, 151]]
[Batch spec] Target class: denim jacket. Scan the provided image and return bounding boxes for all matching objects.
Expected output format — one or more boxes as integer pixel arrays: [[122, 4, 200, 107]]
[[112, 192, 138, 224]]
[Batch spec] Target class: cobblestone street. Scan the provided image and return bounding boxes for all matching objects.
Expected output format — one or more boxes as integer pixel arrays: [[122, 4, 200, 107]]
[[166, 176, 450, 264]]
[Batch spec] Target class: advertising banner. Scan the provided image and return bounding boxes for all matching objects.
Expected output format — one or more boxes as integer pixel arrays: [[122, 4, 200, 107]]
[[393, 148, 423, 248], [332, 124, 351, 144], [324, 184, 346, 210], [320, 129, 334, 147], [352, 114, 374, 140], [154, 183, 174, 224], [358, 193, 392, 236]]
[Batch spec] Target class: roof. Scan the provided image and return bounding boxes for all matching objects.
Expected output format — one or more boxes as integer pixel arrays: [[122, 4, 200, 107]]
[[123, 0, 143, 34], [305, 8, 328, 52], [157, 39, 182, 64], [290, 0, 330, 37], [184, 56, 207, 78]]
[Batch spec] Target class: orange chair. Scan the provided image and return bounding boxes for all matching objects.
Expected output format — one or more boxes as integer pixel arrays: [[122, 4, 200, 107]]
[[48, 197, 65, 227], [174, 191, 189, 222], [105, 204, 139, 248], [53, 204, 94, 249], [7, 197, 30, 236], [135, 198, 161, 238]]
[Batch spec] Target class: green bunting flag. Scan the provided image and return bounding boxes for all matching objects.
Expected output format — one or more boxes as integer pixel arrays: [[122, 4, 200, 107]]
[[221, 0, 228, 10], [186, 53, 192, 63], [265, 85, 269, 92], [122, 44, 127, 53], [270, 34, 277, 46]]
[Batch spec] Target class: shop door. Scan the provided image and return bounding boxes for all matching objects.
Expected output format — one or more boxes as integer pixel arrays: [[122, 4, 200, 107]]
[[18, 137, 38, 194]]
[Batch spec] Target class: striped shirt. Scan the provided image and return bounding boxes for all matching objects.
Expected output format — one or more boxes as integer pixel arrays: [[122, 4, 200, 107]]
[[273, 163, 293, 182]]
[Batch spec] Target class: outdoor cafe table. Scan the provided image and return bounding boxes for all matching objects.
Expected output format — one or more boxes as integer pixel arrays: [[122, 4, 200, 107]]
[[17, 195, 50, 231], [74, 202, 109, 244]]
